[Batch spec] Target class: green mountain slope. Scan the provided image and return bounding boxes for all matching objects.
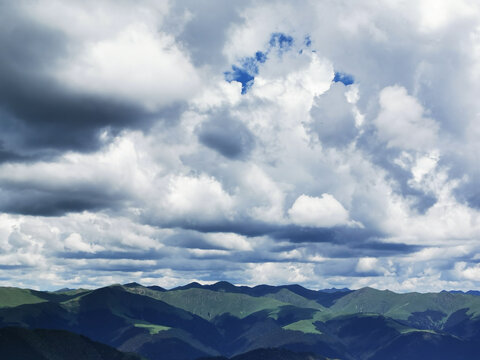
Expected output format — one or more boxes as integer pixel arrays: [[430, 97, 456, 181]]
[[68, 285, 223, 351], [127, 287, 289, 320], [323, 314, 424, 359], [0, 287, 48, 308], [169, 282, 351, 307], [0, 286, 91, 309], [326, 287, 480, 328], [0, 326, 143, 360], [2, 283, 480, 360], [368, 331, 476, 360], [0, 285, 223, 360]]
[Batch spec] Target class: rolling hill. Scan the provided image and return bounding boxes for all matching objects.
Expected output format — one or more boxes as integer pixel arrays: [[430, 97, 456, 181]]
[[0, 326, 143, 360], [1, 282, 480, 360]]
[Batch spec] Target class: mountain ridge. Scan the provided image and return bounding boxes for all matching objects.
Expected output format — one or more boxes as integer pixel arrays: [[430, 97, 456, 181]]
[[1, 282, 480, 360]]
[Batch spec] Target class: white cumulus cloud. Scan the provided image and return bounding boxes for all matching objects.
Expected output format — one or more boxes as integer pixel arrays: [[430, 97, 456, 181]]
[[288, 194, 350, 228], [374, 85, 439, 151]]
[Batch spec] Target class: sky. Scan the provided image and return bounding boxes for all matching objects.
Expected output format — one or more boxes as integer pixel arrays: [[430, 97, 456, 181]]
[[0, 0, 479, 292]]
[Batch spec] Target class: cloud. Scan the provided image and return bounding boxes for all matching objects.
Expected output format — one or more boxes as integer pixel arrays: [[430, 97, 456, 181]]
[[288, 194, 351, 228], [197, 110, 255, 159], [173, 0, 244, 67], [309, 82, 358, 148], [224, 32, 296, 94], [204, 232, 254, 251], [0, 0, 480, 292], [0, 136, 152, 215], [374, 85, 439, 151], [454, 262, 480, 281], [56, 23, 200, 110], [64, 233, 104, 253], [356, 257, 380, 274], [416, 0, 477, 32], [245, 262, 316, 285], [162, 174, 235, 223], [0, 1, 193, 160], [239, 165, 286, 224]]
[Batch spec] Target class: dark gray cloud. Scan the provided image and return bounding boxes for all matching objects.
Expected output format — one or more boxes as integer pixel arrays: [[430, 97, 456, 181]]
[[58, 249, 165, 261], [0, 4, 192, 216], [0, 142, 30, 163], [447, 156, 480, 210], [153, 217, 418, 259], [354, 123, 438, 215], [197, 110, 255, 159], [0, 184, 126, 216], [173, 0, 246, 67], [0, 3, 184, 162], [309, 82, 357, 148], [74, 262, 160, 273], [164, 232, 227, 250]]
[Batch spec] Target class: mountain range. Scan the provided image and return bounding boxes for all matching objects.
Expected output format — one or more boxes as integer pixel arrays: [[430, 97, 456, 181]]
[[1, 281, 480, 359]]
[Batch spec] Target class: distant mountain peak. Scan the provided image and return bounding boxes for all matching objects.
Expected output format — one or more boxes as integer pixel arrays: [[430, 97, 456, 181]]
[[210, 281, 237, 291], [53, 287, 76, 293], [318, 287, 351, 293], [146, 285, 167, 292], [172, 281, 204, 290], [446, 290, 480, 296], [213, 280, 235, 286], [123, 282, 143, 288]]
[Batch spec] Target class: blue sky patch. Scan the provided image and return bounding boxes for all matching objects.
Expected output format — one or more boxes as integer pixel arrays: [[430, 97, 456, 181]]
[[224, 65, 255, 94], [226, 36, 354, 95], [334, 72, 355, 86], [225, 32, 296, 94], [255, 51, 267, 63], [304, 35, 312, 47], [240, 57, 259, 74], [269, 32, 294, 51]]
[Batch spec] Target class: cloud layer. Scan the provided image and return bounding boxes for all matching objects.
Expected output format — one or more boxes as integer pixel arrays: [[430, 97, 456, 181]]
[[0, 0, 479, 292]]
